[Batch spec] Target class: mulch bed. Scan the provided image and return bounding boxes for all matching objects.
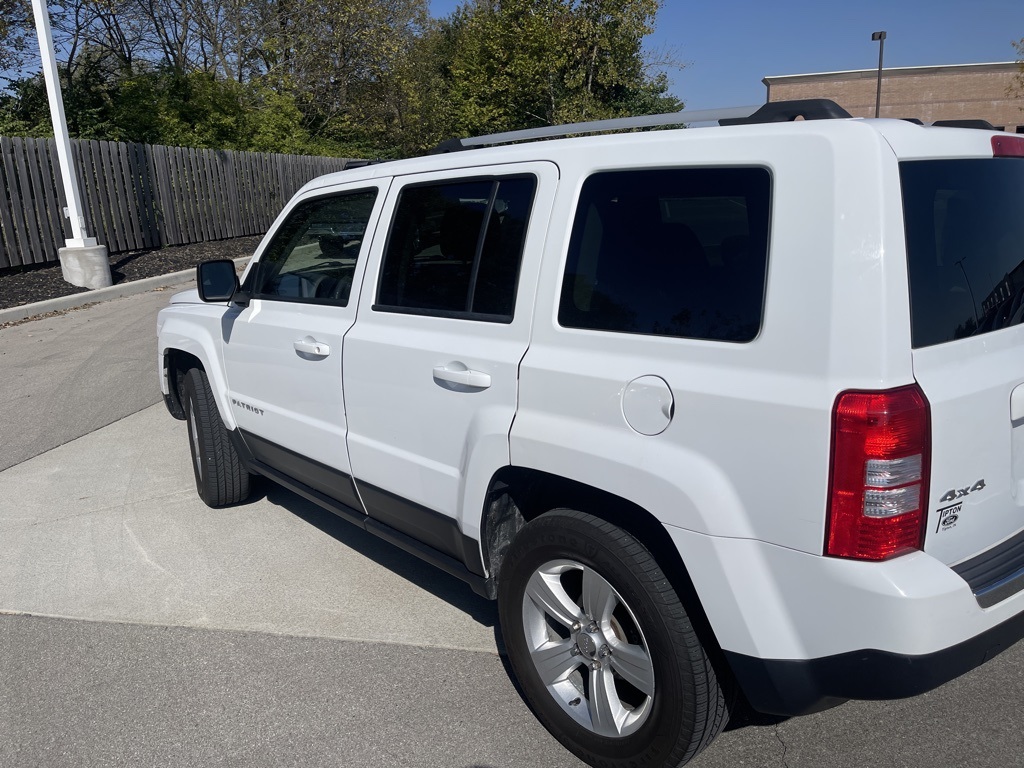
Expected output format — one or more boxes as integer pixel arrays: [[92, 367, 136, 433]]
[[0, 235, 263, 311]]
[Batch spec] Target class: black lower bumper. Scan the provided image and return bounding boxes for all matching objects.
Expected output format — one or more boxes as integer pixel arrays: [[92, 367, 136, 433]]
[[726, 603, 1024, 716]]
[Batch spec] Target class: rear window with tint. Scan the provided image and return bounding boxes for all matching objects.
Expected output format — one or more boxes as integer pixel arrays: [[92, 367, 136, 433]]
[[901, 159, 1024, 348], [558, 168, 771, 343], [376, 176, 536, 320]]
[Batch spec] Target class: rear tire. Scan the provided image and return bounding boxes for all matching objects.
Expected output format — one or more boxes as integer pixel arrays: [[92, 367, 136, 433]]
[[182, 367, 253, 507], [498, 509, 729, 767]]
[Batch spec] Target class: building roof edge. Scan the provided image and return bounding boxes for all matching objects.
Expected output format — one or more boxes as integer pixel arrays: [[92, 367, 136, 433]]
[[764, 61, 1018, 83]]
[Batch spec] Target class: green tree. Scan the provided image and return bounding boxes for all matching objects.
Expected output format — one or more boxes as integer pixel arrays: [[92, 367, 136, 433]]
[[382, 16, 464, 155], [433, 0, 680, 140], [0, 0, 33, 83], [0, 0, 681, 157], [264, 0, 429, 154]]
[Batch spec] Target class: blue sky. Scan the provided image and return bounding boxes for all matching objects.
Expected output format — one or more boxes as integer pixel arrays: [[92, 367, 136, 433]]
[[428, 0, 1024, 109]]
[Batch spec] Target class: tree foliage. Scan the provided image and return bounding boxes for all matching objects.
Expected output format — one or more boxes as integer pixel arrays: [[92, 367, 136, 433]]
[[436, 0, 679, 137], [0, 0, 31, 69], [0, 0, 682, 157]]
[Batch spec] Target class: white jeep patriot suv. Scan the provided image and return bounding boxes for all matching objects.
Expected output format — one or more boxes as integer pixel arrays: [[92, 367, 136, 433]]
[[158, 99, 1024, 767]]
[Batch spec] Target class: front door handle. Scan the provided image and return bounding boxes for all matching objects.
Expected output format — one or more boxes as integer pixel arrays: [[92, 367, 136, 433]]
[[294, 337, 331, 357], [433, 363, 491, 389]]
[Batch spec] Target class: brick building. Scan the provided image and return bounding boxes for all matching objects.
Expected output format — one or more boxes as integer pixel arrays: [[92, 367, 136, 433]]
[[763, 62, 1023, 132]]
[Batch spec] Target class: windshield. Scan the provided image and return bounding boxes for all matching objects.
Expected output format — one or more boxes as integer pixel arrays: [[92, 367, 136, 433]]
[[901, 158, 1024, 347]]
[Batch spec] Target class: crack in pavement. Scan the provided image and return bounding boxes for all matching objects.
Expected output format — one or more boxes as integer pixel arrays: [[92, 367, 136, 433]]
[[0, 489, 195, 533], [775, 723, 792, 768]]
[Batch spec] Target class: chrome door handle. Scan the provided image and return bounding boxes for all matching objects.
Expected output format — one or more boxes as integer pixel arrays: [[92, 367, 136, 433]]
[[433, 363, 491, 389], [294, 337, 331, 357]]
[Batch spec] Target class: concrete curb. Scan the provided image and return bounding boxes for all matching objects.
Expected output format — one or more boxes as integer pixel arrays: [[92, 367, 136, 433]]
[[0, 257, 249, 325]]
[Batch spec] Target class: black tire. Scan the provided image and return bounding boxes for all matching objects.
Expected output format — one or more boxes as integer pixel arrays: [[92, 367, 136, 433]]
[[498, 509, 729, 768], [182, 367, 253, 507]]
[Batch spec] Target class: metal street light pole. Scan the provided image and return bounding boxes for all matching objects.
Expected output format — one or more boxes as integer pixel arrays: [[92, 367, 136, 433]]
[[871, 31, 887, 118], [30, 0, 111, 288]]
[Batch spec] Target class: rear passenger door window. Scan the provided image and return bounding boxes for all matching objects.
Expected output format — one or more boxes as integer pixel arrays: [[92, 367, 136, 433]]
[[559, 168, 771, 342], [375, 176, 537, 321]]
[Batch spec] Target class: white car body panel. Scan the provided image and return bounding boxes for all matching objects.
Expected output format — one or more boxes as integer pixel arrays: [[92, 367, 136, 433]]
[[158, 302, 239, 429], [914, 331, 1024, 566]]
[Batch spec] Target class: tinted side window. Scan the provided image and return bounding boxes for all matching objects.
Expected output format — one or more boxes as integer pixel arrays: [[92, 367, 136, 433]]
[[558, 168, 771, 342], [376, 176, 537, 320], [255, 190, 377, 305], [901, 159, 1024, 347]]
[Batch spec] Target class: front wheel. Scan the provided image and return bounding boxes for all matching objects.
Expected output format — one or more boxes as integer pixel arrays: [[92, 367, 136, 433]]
[[182, 367, 253, 507], [498, 509, 729, 767]]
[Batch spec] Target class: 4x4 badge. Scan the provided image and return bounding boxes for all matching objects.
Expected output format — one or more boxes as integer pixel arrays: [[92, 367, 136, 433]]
[[939, 479, 986, 503]]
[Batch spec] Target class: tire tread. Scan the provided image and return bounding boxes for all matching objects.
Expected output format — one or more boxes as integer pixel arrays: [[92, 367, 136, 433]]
[[183, 367, 252, 507]]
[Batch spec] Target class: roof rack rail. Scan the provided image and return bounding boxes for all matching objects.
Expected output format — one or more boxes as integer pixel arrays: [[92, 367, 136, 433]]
[[429, 99, 856, 153], [718, 99, 852, 125], [343, 159, 387, 169], [430, 104, 761, 153]]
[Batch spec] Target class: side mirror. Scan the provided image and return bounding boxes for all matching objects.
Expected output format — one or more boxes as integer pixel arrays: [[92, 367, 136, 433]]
[[197, 260, 239, 302]]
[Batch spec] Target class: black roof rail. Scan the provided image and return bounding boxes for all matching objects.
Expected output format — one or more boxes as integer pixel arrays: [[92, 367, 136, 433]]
[[932, 119, 997, 131], [430, 138, 467, 155], [718, 99, 852, 126], [343, 159, 387, 169]]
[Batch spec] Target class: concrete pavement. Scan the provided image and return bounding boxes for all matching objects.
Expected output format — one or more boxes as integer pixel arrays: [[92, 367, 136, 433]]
[[0, 615, 565, 768], [1, 282, 1023, 767], [0, 401, 499, 651], [0, 286, 178, 471]]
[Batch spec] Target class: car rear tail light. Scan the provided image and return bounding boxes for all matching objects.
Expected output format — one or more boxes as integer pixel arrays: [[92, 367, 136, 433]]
[[992, 136, 1024, 158], [826, 385, 931, 560]]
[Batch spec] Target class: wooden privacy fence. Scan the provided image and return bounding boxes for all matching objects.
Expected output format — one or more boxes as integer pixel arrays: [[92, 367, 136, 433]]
[[0, 136, 352, 269]]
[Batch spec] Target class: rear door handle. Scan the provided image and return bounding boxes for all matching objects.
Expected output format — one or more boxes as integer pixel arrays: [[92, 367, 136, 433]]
[[433, 363, 491, 389], [1012, 383, 1024, 423], [294, 337, 331, 357]]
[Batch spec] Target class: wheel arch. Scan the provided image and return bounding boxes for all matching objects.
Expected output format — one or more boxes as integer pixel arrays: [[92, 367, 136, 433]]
[[158, 312, 235, 429], [481, 466, 728, 662], [162, 348, 204, 420]]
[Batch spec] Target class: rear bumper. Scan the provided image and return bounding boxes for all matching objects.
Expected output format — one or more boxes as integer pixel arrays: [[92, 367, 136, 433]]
[[664, 524, 1024, 715], [725, 606, 1024, 715]]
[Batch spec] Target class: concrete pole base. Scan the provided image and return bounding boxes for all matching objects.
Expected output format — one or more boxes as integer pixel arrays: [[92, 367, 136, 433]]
[[58, 245, 112, 289]]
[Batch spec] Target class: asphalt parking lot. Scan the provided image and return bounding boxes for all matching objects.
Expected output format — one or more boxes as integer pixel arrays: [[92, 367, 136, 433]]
[[1, 284, 1023, 768]]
